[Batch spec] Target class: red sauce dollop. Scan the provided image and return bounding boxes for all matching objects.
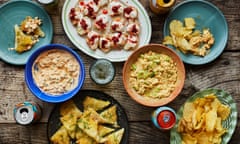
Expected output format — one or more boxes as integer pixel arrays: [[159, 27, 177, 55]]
[[112, 5, 121, 13], [80, 19, 88, 30], [124, 7, 133, 15], [96, 19, 106, 30]]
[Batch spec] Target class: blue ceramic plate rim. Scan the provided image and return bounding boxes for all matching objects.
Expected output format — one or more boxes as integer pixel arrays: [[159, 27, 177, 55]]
[[25, 44, 85, 103], [0, 0, 53, 65], [163, 0, 228, 65]]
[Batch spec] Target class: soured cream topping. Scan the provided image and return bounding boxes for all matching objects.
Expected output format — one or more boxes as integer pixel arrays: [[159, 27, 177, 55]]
[[87, 31, 100, 50], [95, 14, 109, 30], [124, 34, 138, 50], [83, 1, 99, 18], [126, 23, 140, 34], [124, 6, 137, 19], [77, 17, 92, 35], [111, 19, 124, 32], [99, 36, 111, 52], [109, 1, 124, 16], [111, 32, 126, 47], [93, 0, 108, 7]]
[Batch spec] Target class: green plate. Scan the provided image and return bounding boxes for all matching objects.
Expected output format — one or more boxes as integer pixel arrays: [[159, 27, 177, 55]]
[[170, 89, 237, 144], [0, 0, 53, 65]]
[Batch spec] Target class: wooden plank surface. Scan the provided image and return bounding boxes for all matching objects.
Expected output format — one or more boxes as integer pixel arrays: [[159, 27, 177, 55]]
[[0, 0, 240, 143]]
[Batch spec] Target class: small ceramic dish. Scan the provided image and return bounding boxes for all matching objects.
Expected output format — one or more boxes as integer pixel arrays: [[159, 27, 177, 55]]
[[89, 59, 115, 85], [123, 44, 185, 107], [25, 44, 85, 103]]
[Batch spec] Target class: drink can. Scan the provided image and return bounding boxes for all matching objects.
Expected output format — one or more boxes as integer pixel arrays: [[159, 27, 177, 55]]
[[13, 101, 42, 125], [38, 0, 58, 5], [151, 106, 176, 130], [37, 0, 58, 10]]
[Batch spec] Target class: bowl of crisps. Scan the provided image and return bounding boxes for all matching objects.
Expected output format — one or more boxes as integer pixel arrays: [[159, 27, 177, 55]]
[[163, 0, 228, 65], [170, 88, 237, 144], [123, 44, 185, 107], [25, 44, 85, 103]]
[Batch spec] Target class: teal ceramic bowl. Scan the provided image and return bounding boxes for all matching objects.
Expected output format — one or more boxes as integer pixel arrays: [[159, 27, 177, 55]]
[[163, 0, 228, 65], [0, 0, 53, 65]]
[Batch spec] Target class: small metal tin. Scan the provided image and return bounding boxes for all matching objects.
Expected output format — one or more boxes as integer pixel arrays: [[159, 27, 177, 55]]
[[13, 101, 42, 125], [151, 106, 176, 130], [150, 0, 176, 14], [37, 0, 58, 10], [38, 0, 58, 5]]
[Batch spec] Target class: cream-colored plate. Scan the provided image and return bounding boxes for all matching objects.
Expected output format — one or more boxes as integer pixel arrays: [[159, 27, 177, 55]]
[[62, 0, 151, 62]]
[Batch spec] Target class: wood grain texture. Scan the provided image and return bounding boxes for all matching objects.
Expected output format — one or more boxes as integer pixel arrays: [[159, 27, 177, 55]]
[[0, 0, 240, 143]]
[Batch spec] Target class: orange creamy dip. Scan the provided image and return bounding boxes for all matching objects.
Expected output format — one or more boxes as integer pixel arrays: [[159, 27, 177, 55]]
[[32, 49, 80, 95]]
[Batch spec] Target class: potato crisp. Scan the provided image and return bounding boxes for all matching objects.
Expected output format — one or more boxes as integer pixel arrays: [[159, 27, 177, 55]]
[[178, 93, 230, 144], [163, 17, 215, 56]]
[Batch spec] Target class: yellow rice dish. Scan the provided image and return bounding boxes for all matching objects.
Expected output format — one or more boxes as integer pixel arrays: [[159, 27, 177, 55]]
[[129, 51, 178, 99]]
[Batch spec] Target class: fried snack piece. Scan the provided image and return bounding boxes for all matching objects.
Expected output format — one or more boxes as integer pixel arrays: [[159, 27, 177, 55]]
[[77, 108, 106, 142], [60, 112, 82, 139], [98, 125, 115, 137], [75, 127, 97, 144], [12, 25, 36, 53], [60, 100, 82, 139], [10, 16, 44, 53], [100, 105, 118, 126], [50, 126, 70, 144], [104, 128, 125, 144], [83, 96, 110, 111], [60, 100, 82, 116]]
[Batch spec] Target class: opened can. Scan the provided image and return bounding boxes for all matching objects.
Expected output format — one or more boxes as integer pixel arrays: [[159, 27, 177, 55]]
[[150, 0, 176, 14], [13, 101, 42, 125], [151, 106, 176, 130], [37, 0, 58, 11]]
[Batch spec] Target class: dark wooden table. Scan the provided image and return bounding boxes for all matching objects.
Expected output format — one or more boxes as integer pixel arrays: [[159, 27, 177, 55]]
[[0, 0, 239, 143]]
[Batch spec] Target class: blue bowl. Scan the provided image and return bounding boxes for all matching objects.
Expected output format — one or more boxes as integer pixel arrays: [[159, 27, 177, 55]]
[[163, 0, 228, 65], [25, 44, 85, 103]]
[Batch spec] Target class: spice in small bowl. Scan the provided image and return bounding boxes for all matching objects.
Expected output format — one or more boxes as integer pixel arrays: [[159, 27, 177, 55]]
[[89, 59, 115, 85]]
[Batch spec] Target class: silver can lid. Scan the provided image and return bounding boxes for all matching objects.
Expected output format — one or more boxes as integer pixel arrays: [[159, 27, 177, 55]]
[[14, 106, 34, 125], [38, 0, 55, 4]]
